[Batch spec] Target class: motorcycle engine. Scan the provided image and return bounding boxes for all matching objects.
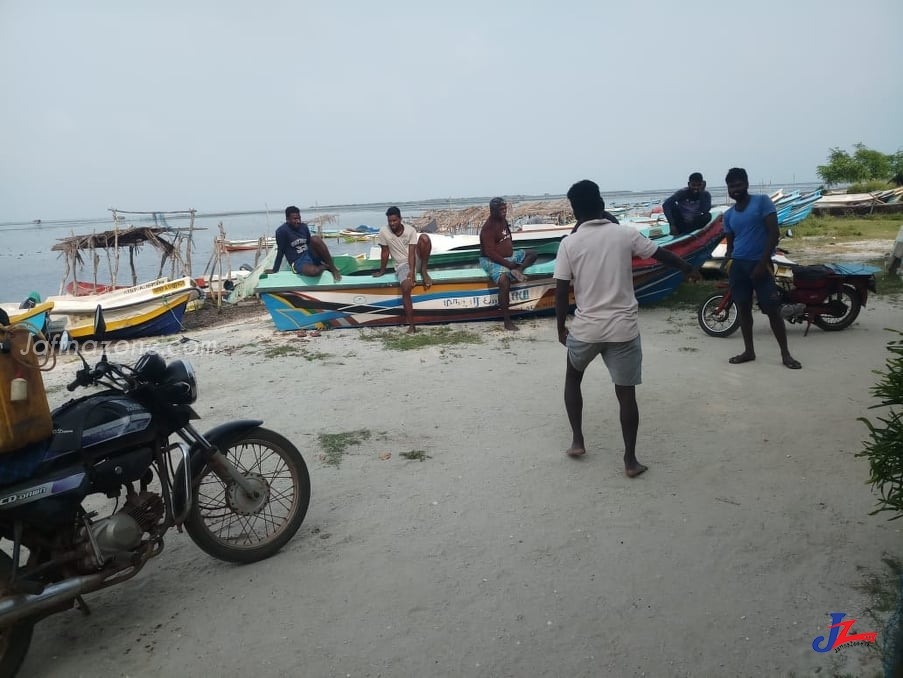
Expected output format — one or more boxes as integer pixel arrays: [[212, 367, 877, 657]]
[[76, 492, 164, 571]]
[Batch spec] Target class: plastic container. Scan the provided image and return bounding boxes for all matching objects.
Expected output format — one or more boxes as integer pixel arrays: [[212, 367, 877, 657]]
[[0, 326, 52, 454]]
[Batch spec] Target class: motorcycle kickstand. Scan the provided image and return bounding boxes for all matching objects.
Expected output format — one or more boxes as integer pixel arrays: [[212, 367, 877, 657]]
[[74, 595, 92, 616]]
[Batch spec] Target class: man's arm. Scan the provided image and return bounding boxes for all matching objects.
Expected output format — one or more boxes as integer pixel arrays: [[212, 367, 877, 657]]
[[700, 191, 712, 215], [761, 211, 780, 266], [661, 190, 681, 223], [407, 243, 417, 281], [652, 247, 701, 281], [272, 228, 287, 273], [554, 278, 571, 345], [372, 245, 390, 277]]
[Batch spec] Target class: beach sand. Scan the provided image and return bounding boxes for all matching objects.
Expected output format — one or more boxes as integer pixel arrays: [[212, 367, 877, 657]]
[[19, 292, 903, 677]]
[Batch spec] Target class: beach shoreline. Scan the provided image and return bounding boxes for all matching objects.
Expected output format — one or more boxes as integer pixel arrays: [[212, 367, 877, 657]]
[[20, 285, 903, 677]]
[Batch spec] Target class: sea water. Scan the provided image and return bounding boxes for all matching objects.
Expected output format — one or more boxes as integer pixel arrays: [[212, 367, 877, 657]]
[[0, 183, 821, 304]]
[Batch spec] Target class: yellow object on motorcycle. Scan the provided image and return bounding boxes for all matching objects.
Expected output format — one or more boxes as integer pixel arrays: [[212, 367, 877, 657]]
[[0, 325, 52, 453]]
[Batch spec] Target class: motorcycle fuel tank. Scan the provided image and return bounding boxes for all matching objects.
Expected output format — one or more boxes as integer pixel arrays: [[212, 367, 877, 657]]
[[47, 394, 157, 462]]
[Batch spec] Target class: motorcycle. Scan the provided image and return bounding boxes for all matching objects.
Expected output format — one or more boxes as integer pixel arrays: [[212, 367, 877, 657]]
[[697, 257, 878, 338], [0, 307, 310, 677]]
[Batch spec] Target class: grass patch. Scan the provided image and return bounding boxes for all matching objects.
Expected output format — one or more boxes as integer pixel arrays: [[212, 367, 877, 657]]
[[261, 344, 334, 361], [788, 215, 902, 240], [360, 326, 483, 351], [400, 450, 431, 462], [317, 429, 371, 467], [853, 556, 903, 671]]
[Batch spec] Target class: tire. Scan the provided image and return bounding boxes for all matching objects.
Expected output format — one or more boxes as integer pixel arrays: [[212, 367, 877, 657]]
[[812, 285, 862, 331], [0, 552, 34, 678], [697, 293, 740, 338], [184, 428, 311, 564]]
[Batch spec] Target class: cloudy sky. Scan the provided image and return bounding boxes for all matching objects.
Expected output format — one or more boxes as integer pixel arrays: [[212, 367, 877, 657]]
[[1, 0, 900, 221]]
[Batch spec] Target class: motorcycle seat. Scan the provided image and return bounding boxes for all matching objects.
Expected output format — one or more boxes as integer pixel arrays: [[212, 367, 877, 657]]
[[791, 264, 834, 281], [0, 438, 52, 488]]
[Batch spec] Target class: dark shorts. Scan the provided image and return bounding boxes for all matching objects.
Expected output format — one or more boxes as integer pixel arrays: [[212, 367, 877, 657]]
[[728, 259, 782, 309], [290, 252, 323, 274]]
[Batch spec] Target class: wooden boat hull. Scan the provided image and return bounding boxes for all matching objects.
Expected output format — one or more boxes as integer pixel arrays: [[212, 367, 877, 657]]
[[48, 277, 200, 340], [257, 214, 724, 330]]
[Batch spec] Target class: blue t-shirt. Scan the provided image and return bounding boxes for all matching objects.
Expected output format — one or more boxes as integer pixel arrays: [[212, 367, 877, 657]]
[[723, 194, 776, 261], [273, 221, 313, 272]]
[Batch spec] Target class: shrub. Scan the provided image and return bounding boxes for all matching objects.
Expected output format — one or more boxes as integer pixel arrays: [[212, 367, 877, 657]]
[[858, 329, 903, 520], [848, 180, 894, 194]]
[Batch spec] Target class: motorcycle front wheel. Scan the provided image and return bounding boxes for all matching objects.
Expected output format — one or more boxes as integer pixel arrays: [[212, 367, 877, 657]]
[[184, 427, 311, 564], [697, 293, 740, 338], [812, 285, 862, 331], [0, 552, 34, 678]]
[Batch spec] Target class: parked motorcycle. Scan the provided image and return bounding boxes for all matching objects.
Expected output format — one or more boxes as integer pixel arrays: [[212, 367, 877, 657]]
[[0, 307, 310, 676], [697, 259, 878, 338]]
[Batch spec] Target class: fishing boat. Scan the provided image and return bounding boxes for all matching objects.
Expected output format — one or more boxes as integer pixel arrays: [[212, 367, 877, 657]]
[[215, 236, 276, 253], [47, 277, 201, 340], [256, 213, 724, 330], [0, 301, 55, 335]]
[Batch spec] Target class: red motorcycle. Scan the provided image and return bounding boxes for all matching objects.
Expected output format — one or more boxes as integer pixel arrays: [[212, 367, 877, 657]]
[[697, 260, 878, 338]]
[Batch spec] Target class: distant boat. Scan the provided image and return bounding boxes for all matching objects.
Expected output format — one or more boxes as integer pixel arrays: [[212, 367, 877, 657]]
[[216, 236, 276, 253], [255, 214, 724, 330], [47, 277, 201, 340]]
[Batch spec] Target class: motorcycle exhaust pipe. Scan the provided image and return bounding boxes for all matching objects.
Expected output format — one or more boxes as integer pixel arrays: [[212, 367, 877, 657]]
[[0, 572, 107, 627]]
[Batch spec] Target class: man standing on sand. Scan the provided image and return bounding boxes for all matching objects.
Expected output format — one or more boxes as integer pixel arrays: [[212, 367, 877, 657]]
[[722, 167, 802, 370], [372, 206, 433, 333], [479, 197, 538, 331], [553, 179, 701, 477], [272, 205, 342, 281], [662, 172, 712, 236]]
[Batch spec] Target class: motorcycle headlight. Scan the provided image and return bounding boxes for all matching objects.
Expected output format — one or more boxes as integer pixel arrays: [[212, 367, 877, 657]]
[[161, 359, 198, 404]]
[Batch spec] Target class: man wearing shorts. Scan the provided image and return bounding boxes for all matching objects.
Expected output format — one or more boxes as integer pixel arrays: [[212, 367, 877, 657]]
[[722, 167, 801, 370], [272, 205, 342, 281], [479, 197, 538, 331], [554, 180, 701, 477], [372, 206, 433, 333]]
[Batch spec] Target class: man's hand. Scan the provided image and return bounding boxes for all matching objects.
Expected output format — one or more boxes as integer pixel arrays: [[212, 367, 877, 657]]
[[372, 270, 384, 278], [752, 262, 769, 281], [264, 268, 274, 275], [686, 267, 702, 283], [557, 326, 569, 346]]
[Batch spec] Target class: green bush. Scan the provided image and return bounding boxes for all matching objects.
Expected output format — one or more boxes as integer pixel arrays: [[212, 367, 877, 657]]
[[848, 180, 894, 194], [857, 329, 903, 520]]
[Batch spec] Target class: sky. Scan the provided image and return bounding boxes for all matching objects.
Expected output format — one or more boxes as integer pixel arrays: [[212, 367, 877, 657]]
[[1, 0, 901, 222]]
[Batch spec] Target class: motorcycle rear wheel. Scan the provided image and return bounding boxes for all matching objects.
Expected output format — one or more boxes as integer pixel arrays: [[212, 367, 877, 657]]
[[184, 428, 311, 564], [812, 285, 862, 331], [697, 293, 740, 338], [0, 553, 34, 678]]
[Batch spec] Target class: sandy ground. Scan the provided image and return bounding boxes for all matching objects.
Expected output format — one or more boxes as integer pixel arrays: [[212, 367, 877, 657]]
[[17, 289, 903, 678]]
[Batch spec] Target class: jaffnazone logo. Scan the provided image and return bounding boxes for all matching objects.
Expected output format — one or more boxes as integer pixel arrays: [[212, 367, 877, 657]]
[[20, 334, 218, 358], [812, 613, 877, 653]]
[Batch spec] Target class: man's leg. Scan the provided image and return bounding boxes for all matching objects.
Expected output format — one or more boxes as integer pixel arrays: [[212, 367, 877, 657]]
[[765, 308, 801, 368], [497, 274, 516, 331], [614, 384, 645, 477], [729, 300, 756, 363], [416, 234, 432, 289], [310, 237, 342, 281], [564, 357, 586, 457], [400, 278, 415, 333]]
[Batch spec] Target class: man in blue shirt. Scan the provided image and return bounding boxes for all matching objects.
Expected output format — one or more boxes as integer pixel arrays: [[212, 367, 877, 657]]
[[272, 205, 342, 280], [723, 167, 801, 369], [662, 172, 712, 236]]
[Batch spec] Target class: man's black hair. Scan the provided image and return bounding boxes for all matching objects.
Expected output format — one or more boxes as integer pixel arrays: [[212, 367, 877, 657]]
[[725, 168, 748, 184], [285, 205, 301, 219], [566, 180, 606, 220], [385, 206, 401, 218], [688, 172, 704, 183]]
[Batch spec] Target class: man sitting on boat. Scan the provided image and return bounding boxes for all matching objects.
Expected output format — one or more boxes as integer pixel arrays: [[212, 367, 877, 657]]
[[271, 205, 343, 281], [662, 172, 712, 236], [372, 206, 433, 334], [479, 197, 538, 331]]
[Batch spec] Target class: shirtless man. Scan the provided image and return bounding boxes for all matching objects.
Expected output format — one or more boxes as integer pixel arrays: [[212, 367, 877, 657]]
[[478, 197, 538, 331]]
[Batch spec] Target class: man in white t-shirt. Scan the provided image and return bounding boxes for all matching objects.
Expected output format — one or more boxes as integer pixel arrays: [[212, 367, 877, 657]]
[[373, 206, 433, 333], [553, 180, 700, 477]]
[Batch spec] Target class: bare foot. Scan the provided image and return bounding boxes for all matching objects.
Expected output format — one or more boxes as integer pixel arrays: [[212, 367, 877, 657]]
[[330, 267, 342, 282], [406, 325, 417, 334], [625, 462, 648, 478], [728, 352, 755, 364], [511, 268, 526, 282], [503, 321, 519, 331], [421, 272, 433, 290], [566, 444, 586, 458]]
